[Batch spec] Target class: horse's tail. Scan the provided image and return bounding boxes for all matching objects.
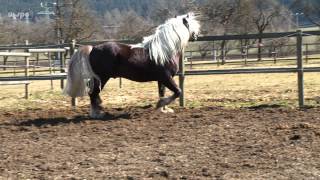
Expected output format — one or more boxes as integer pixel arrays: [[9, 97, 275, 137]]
[[63, 46, 99, 98]]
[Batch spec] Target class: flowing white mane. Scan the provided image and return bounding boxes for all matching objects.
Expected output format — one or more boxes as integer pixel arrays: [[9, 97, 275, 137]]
[[132, 13, 200, 66]]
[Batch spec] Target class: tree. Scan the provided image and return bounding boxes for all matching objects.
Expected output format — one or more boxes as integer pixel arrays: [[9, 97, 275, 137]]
[[250, 0, 281, 60], [233, 0, 256, 51], [102, 9, 153, 40], [200, 0, 239, 64], [0, 16, 55, 44], [54, 0, 103, 43], [116, 10, 153, 41]]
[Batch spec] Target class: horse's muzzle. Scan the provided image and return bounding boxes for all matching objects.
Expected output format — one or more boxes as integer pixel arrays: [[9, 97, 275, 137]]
[[190, 32, 198, 41]]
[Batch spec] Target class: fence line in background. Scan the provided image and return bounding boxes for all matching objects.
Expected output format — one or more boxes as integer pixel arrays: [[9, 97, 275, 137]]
[[0, 52, 31, 99], [178, 30, 319, 108], [1, 30, 320, 107]]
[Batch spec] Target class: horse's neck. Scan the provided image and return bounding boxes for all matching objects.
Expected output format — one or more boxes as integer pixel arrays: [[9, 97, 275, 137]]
[[172, 52, 182, 67]]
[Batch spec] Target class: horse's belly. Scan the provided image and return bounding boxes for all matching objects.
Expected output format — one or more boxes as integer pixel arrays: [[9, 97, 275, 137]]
[[118, 69, 158, 82]]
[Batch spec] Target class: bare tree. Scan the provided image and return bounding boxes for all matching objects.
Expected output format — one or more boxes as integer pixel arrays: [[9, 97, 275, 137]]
[[0, 16, 55, 44], [102, 9, 153, 40], [55, 0, 103, 43], [201, 0, 239, 64], [250, 0, 280, 61], [233, 0, 256, 51], [117, 10, 153, 41]]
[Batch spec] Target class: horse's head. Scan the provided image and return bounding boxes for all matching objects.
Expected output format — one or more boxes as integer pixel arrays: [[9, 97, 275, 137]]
[[138, 12, 201, 65], [181, 12, 201, 41]]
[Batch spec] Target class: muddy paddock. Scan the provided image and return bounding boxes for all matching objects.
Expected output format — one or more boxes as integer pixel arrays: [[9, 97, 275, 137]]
[[1, 106, 320, 179]]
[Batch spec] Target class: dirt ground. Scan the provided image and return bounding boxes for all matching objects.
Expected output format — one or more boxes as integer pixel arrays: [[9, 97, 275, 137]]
[[1, 105, 320, 179]]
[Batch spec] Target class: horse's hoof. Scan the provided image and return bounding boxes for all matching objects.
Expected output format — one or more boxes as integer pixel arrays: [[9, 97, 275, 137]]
[[165, 107, 175, 113], [158, 106, 175, 113], [90, 111, 106, 119]]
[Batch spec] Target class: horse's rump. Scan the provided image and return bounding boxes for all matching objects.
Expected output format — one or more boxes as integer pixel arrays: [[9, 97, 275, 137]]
[[63, 45, 98, 97]]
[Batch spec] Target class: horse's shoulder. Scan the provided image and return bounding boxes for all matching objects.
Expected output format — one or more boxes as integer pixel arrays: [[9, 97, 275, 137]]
[[94, 42, 124, 55], [80, 45, 93, 55], [95, 42, 118, 49]]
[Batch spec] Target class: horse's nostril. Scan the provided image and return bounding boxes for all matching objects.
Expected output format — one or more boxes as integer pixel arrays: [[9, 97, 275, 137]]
[[191, 33, 198, 41]]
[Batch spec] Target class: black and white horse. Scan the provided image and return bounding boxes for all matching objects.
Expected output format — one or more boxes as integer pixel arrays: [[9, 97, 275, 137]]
[[64, 12, 201, 118]]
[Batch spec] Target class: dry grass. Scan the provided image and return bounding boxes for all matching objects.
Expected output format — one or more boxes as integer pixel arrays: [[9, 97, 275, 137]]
[[0, 72, 320, 111], [1, 53, 320, 111]]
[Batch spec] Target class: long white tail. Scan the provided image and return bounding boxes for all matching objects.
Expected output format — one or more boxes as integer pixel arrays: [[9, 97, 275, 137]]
[[63, 46, 98, 98]]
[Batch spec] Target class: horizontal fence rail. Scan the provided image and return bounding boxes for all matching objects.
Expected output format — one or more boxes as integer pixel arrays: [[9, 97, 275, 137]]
[[197, 30, 320, 41], [28, 48, 66, 53], [0, 74, 66, 81], [0, 30, 320, 107], [180, 67, 320, 75], [0, 52, 31, 57], [178, 30, 320, 108]]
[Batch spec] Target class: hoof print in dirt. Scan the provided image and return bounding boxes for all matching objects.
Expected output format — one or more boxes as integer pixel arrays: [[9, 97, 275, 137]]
[[201, 167, 211, 177], [289, 134, 302, 141], [149, 170, 169, 178]]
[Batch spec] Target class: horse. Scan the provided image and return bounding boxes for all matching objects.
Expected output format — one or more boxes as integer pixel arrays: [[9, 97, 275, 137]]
[[63, 12, 201, 118]]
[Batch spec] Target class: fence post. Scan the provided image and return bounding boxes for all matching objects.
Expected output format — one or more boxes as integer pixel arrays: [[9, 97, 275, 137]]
[[242, 45, 248, 65], [60, 50, 65, 89], [212, 41, 216, 62], [305, 43, 309, 63], [3, 50, 9, 70], [24, 55, 30, 99], [33, 53, 37, 76], [48, 52, 53, 90], [179, 49, 185, 107], [70, 39, 77, 107], [272, 49, 277, 64], [296, 30, 304, 107]]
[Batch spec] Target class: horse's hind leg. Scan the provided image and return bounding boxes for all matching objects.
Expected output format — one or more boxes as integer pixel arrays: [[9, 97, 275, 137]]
[[89, 78, 108, 118], [156, 76, 181, 113]]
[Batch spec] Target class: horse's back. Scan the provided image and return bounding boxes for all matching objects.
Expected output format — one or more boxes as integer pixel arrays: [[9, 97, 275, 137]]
[[88, 42, 123, 76], [89, 42, 159, 81]]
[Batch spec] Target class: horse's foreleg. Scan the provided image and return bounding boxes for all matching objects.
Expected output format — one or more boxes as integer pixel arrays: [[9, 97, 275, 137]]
[[157, 81, 174, 113], [158, 81, 166, 98], [156, 77, 181, 113], [89, 78, 108, 118]]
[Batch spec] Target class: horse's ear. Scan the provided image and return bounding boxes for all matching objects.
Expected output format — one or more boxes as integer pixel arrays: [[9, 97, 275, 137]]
[[187, 14, 189, 18], [175, 15, 177, 18], [183, 18, 189, 29]]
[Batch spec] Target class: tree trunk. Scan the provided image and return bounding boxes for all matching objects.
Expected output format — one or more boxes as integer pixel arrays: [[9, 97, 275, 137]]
[[220, 40, 226, 65], [257, 37, 262, 61]]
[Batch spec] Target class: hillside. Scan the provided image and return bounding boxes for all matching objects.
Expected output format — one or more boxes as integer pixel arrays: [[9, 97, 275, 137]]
[[0, 0, 309, 18], [0, 0, 184, 18]]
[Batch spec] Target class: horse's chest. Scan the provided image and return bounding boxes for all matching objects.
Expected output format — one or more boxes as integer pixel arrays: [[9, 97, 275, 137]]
[[168, 54, 180, 75]]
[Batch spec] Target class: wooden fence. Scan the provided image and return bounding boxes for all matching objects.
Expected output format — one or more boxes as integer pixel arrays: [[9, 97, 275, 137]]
[[184, 42, 318, 67], [0, 52, 31, 99], [178, 30, 320, 107], [0, 30, 319, 108], [0, 48, 67, 99]]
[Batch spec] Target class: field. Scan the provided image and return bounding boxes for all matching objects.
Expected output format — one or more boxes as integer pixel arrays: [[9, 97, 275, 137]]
[[1, 72, 320, 179]]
